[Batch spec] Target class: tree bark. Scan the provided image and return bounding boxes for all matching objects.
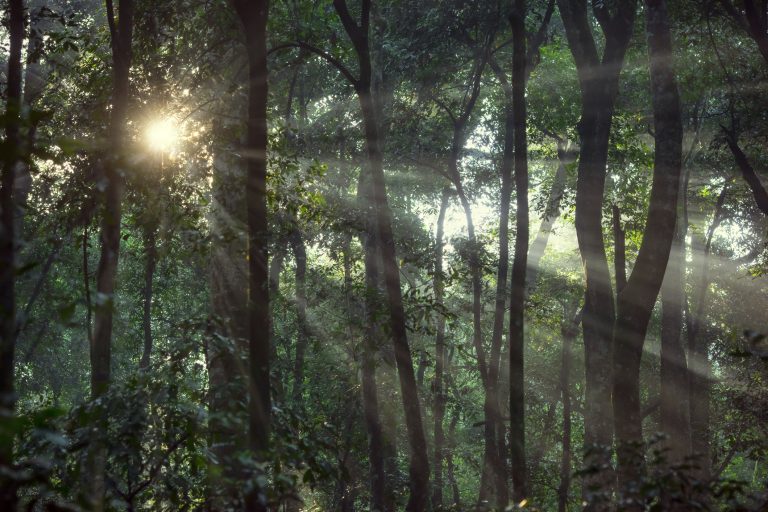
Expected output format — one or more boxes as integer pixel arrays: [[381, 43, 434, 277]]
[[556, 1, 637, 500], [230, 2, 271, 510], [0, 0, 24, 508], [613, 1, 683, 502], [509, 0, 531, 501]]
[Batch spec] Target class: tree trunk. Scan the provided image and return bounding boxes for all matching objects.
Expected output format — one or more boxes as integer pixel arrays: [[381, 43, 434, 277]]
[[555, 1, 637, 501], [332, 2, 430, 508], [433, 188, 450, 509], [558, 308, 578, 512], [0, 0, 24, 508], [139, 220, 157, 370], [208, 119, 249, 506], [290, 228, 308, 403], [659, 188, 690, 467], [447, 410, 461, 508], [13, 3, 47, 244], [687, 187, 727, 484], [230, 2, 270, 510], [358, 167, 388, 512], [89, 1, 134, 509], [612, 205, 627, 295], [439, 55, 494, 506], [613, 1, 682, 501], [722, 130, 768, 216], [509, 0, 531, 501], [484, 78, 513, 509], [526, 144, 571, 291], [659, 204, 690, 511]]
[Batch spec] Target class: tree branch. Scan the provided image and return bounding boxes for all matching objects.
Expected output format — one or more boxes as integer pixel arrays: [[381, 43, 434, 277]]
[[269, 41, 359, 87], [722, 126, 768, 215]]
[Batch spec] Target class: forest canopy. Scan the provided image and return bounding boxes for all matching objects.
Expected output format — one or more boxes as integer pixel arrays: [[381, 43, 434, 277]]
[[0, 0, 767, 510]]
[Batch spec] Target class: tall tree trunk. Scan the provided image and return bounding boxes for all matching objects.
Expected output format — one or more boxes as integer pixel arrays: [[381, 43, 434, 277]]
[[0, 0, 24, 508], [230, 2, 270, 510], [89, 1, 134, 509], [659, 184, 690, 468], [482, 101, 512, 507], [447, 409, 461, 508], [687, 187, 727, 483], [613, 1, 682, 501], [207, 117, 249, 509], [358, 168, 388, 512], [659, 202, 690, 510], [438, 52, 494, 506], [432, 188, 450, 509], [555, 1, 636, 501], [13, 3, 47, 244], [509, 0, 530, 501], [332, 2, 430, 508]]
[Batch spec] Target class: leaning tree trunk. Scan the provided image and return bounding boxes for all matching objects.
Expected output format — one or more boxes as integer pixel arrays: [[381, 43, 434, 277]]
[[230, 2, 270, 511], [89, 1, 134, 509], [722, 131, 768, 216], [526, 143, 570, 291], [612, 0, 683, 502], [508, 0, 530, 501], [0, 0, 24, 508], [332, 1, 430, 508]]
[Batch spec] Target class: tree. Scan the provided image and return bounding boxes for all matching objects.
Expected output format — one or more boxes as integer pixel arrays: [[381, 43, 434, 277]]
[[612, 0, 683, 500], [229, 1, 271, 510], [88, 0, 135, 508], [0, 0, 25, 508], [555, 0, 637, 498]]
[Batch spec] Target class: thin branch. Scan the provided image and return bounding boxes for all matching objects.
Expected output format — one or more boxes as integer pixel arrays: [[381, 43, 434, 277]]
[[721, 126, 768, 215], [434, 97, 457, 125], [269, 41, 359, 87], [488, 54, 512, 99], [529, 0, 556, 55]]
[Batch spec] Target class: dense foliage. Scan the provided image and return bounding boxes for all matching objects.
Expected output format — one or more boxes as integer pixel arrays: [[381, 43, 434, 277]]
[[0, 0, 767, 510]]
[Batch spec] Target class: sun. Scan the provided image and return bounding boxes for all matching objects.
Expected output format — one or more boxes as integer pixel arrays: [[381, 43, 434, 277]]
[[145, 118, 179, 153]]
